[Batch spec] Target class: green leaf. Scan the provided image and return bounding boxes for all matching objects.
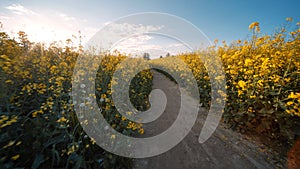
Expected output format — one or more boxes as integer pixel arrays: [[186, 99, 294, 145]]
[[31, 153, 44, 169], [278, 101, 287, 110], [43, 134, 67, 148], [67, 153, 84, 169]]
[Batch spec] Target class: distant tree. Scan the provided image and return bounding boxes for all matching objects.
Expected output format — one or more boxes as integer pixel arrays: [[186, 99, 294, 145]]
[[166, 52, 170, 57], [160, 55, 163, 58], [143, 52, 150, 60]]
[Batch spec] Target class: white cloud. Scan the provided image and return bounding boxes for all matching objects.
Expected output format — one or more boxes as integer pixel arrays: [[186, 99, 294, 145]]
[[110, 23, 163, 35], [1, 6, 190, 57], [5, 4, 36, 16], [87, 22, 164, 52], [106, 23, 163, 57], [0, 15, 10, 20], [58, 13, 76, 21], [111, 35, 190, 58], [167, 43, 185, 48], [111, 34, 152, 49], [106, 24, 190, 58], [1, 3, 99, 46], [114, 39, 163, 57]]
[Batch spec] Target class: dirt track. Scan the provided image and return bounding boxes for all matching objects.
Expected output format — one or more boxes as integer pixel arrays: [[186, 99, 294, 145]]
[[133, 71, 279, 169]]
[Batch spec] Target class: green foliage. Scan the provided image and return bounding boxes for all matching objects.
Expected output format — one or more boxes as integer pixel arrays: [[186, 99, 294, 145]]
[[0, 31, 152, 169]]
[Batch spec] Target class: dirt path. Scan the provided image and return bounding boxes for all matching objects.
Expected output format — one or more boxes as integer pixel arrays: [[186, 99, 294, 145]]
[[133, 71, 279, 169]]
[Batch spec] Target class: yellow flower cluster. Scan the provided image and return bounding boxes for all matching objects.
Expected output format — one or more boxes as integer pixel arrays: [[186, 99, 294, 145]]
[[1, 31, 153, 168], [286, 92, 300, 117], [0, 115, 18, 129], [249, 21, 260, 32], [126, 121, 143, 131], [1, 19, 298, 167], [150, 19, 300, 139], [72, 53, 152, 139]]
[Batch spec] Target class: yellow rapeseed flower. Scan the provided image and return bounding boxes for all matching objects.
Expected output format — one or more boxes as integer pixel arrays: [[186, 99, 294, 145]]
[[126, 111, 133, 116], [288, 92, 300, 99], [5, 79, 13, 84], [138, 128, 144, 135], [3, 140, 15, 149], [11, 154, 20, 160], [32, 110, 43, 118], [238, 80, 246, 90], [286, 17, 293, 22], [249, 22, 259, 30], [90, 137, 96, 145], [57, 117, 68, 123]]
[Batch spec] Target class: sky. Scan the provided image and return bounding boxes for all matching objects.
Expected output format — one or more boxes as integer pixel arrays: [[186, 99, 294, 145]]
[[0, 0, 299, 58]]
